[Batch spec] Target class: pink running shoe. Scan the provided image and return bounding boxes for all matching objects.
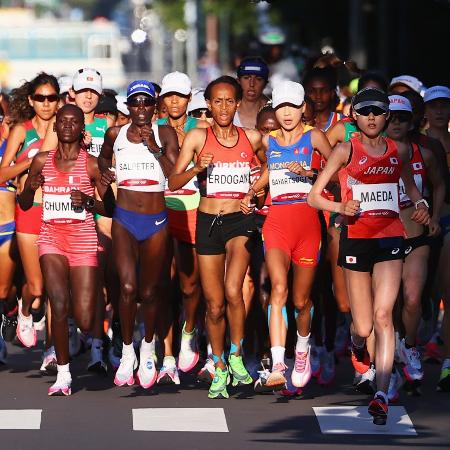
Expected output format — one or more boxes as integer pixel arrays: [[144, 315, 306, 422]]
[[291, 347, 312, 388], [16, 300, 37, 348], [114, 351, 138, 387], [280, 387, 303, 397], [48, 371, 72, 396], [136, 355, 158, 389]]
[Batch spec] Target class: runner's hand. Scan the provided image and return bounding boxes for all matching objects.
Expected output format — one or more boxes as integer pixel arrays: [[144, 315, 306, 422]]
[[287, 162, 310, 177], [240, 192, 255, 215], [341, 200, 360, 216], [428, 218, 441, 237], [29, 173, 44, 191], [411, 204, 430, 225], [83, 130, 92, 148], [101, 168, 116, 186], [194, 153, 214, 173], [70, 190, 89, 208], [140, 125, 159, 153]]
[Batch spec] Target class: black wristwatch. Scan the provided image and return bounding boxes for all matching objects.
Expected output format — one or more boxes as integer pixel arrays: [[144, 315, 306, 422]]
[[85, 197, 96, 211], [153, 146, 166, 160]]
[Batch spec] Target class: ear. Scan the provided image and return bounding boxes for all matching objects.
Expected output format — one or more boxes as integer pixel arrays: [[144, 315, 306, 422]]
[[28, 96, 34, 108], [68, 88, 76, 101], [351, 109, 358, 121]]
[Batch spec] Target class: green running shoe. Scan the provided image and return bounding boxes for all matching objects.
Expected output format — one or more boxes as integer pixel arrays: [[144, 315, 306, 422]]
[[437, 367, 450, 392], [208, 367, 229, 399], [228, 354, 253, 387]]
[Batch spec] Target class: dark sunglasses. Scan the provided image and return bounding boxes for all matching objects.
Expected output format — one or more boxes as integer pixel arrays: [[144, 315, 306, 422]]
[[355, 106, 387, 117], [190, 108, 212, 119], [390, 112, 411, 123], [127, 98, 156, 107], [32, 94, 59, 103]]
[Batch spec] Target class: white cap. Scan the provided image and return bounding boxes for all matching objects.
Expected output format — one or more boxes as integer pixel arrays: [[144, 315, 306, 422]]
[[58, 76, 73, 94], [188, 89, 207, 113], [160, 71, 191, 97], [389, 75, 423, 94], [424, 85, 450, 103], [271, 80, 305, 108], [115, 95, 129, 116], [72, 68, 102, 95], [388, 95, 413, 112]]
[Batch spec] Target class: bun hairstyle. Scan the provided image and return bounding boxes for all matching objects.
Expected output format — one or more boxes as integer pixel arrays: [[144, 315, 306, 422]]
[[9, 72, 59, 125]]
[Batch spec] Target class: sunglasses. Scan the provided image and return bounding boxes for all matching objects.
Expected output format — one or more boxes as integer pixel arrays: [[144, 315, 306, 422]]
[[390, 112, 411, 123], [32, 94, 59, 103], [190, 108, 212, 119], [127, 98, 156, 107], [355, 106, 387, 117]]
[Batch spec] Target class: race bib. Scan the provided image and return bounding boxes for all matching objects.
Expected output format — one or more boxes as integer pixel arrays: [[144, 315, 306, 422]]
[[87, 137, 104, 158], [206, 165, 250, 199], [165, 162, 199, 195], [43, 188, 86, 224], [352, 183, 399, 217], [399, 174, 423, 206], [269, 169, 312, 203]]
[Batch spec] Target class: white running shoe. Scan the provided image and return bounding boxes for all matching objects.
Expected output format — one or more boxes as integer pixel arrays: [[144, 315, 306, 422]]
[[87, 343, 107, 375], [48, 370, 72, 396], [136, 343, 158, 389], [114, 348, 138, 387], [16, 301, 37, 348], [197, 357, 215, 385], [291, 347, 312, 388], [157, 356, 180, 385], [68, 320, 81, 357], [388, 368, 401, 402], [355, 363, 376, 394], [40, 346, 57, 374], [400, 339, 423, 382], [178, 327, 199, 373], [0, 336, 7, 364]]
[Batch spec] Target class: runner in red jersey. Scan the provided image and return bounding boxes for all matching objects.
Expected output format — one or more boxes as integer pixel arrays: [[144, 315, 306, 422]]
[[19, 104, 113, 395], [0, 73, 59, 353], [308, 88, 430, 425], [169, 76, 264, 399]]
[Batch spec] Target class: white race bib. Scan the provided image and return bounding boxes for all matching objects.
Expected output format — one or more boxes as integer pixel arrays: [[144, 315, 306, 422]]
[[399, 174, 423, 206], [86, 137, 104, 158], [165, 162, 199, 196], [43, 191, 86, 224], [353, 183, 399, 217], [206, 165, 250, 199], [269, 169, 312, 202]]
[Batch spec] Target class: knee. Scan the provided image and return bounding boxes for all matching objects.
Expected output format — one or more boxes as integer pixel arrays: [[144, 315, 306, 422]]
[[140, 286, 160, 306], [120, 282, 136, 303], [224, 282, 242, 305], [76, 314, 94, 333], [207, 302, 225, 324], [293, 294, 311, 311], [270, 282, 288, 305], [403, 289, 421, 312], [181, 280, 199, 301], [374, 308, 392, 328]]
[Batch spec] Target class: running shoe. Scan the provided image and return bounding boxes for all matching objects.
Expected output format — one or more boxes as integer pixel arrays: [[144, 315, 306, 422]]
[[157, 357, 180, 385], [437, 366, 450, 392], [208, 367, 229, 399], [16, 300, 37, 348], [68, 320, 81, 357], [352, 369, 362, 386], [31, 303, 46, 331], [279, 387, 303, 397], [178, 326, 199, 373], [136, 344, 158, 389], [334, 324, 350, 357], [1, 308, 18, 342], [424, 341, 442, 364], [264, 362, 288, 391], [114, 350, 138, 387], [368, 394, 388, 426], [355, 363, 376, 395], [197, 357, 216, 385], [253, 358, 273, 394], [87, 343, 108, 376], [40, 346, 57, 374], [310, 345, 323, 378], [291, 347, 311, 388], [48, 371, 72, 396], [318, 350, 335, 386], [0, 335, 7, 365], [388, 368, 401, 403], [228, 354, 253, 386], [351, 342, 370, 374], [400, 339, 423, 383]]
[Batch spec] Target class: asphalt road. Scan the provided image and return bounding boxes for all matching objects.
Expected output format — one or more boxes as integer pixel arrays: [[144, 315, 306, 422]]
[[0, 339, 449, 450]]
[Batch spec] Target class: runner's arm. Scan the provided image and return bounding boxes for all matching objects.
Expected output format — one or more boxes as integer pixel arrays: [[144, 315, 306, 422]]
[[0, 124, 28, 183], [155, 125, 179, 178], [18, 152, 48, 210], [325, 121, 345, 147]]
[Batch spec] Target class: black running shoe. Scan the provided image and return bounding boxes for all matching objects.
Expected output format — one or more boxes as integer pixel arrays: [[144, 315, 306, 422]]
[[1, 314, 18, 342]]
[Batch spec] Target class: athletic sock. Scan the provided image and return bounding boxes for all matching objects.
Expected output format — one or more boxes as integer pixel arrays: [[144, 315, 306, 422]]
[[271, 346, 285, 367], [57, 363, 70, 373], [296, 332, 310, 353], [122, 342, 134, 356], [375, 390, 388, 405]]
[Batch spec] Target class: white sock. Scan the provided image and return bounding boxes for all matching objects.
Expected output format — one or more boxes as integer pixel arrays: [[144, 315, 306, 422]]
[[296, 332, 310, 353], [207, 342, 213, 358], [271, 346, 285, 366], [57, 363, 70, 373], [140, 338, 154, 355], [122, 342, 134, 356]]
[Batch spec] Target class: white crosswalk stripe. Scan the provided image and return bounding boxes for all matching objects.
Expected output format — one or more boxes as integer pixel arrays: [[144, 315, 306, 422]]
[[0, 410, 42, 429]]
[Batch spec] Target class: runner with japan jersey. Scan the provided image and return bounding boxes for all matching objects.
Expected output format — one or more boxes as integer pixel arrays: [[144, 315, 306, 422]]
[[169, 76, 264, 399], [0, 73, 59, 354], [241, 80, 332, 395], [19, 104, 114, 395], [386, 95, 445, 399], [308, 87, 430, 425], [156, 72, 210, 384], [99, 80, 178, 390]]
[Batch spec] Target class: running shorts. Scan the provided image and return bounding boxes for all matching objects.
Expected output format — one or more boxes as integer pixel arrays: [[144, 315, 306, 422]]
[[38, 243, 98, 267], [15, 202, 42, 235], [168, 208, 197, 245]]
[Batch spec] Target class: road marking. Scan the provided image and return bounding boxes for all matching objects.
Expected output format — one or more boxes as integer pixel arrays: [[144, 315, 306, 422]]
[[313, 406, 417, 435], [0, 410, 42, 429], [132, 408, 229, 432]]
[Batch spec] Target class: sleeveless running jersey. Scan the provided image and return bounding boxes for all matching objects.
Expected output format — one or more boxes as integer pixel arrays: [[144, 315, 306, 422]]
[[39, 149, 97, 253], [0, 139, 15, 192], [113, 123, 165, 192], [339, 137, 405, 239], [342, 118, 360, 142], [322, 112, 342, 132], [198, 126, 253, 199], [267, 125, 318, 205], [16, 120, 42, 165], [399, 143, 427, 209], [158, 116, 200, 211], [85, 116, 108, 158]]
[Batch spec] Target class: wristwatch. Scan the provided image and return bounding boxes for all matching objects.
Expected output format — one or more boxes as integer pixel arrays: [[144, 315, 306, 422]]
[[414, 198, 429, 209], [153, 146, 166, 160], [85, 197, 96, 211]]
